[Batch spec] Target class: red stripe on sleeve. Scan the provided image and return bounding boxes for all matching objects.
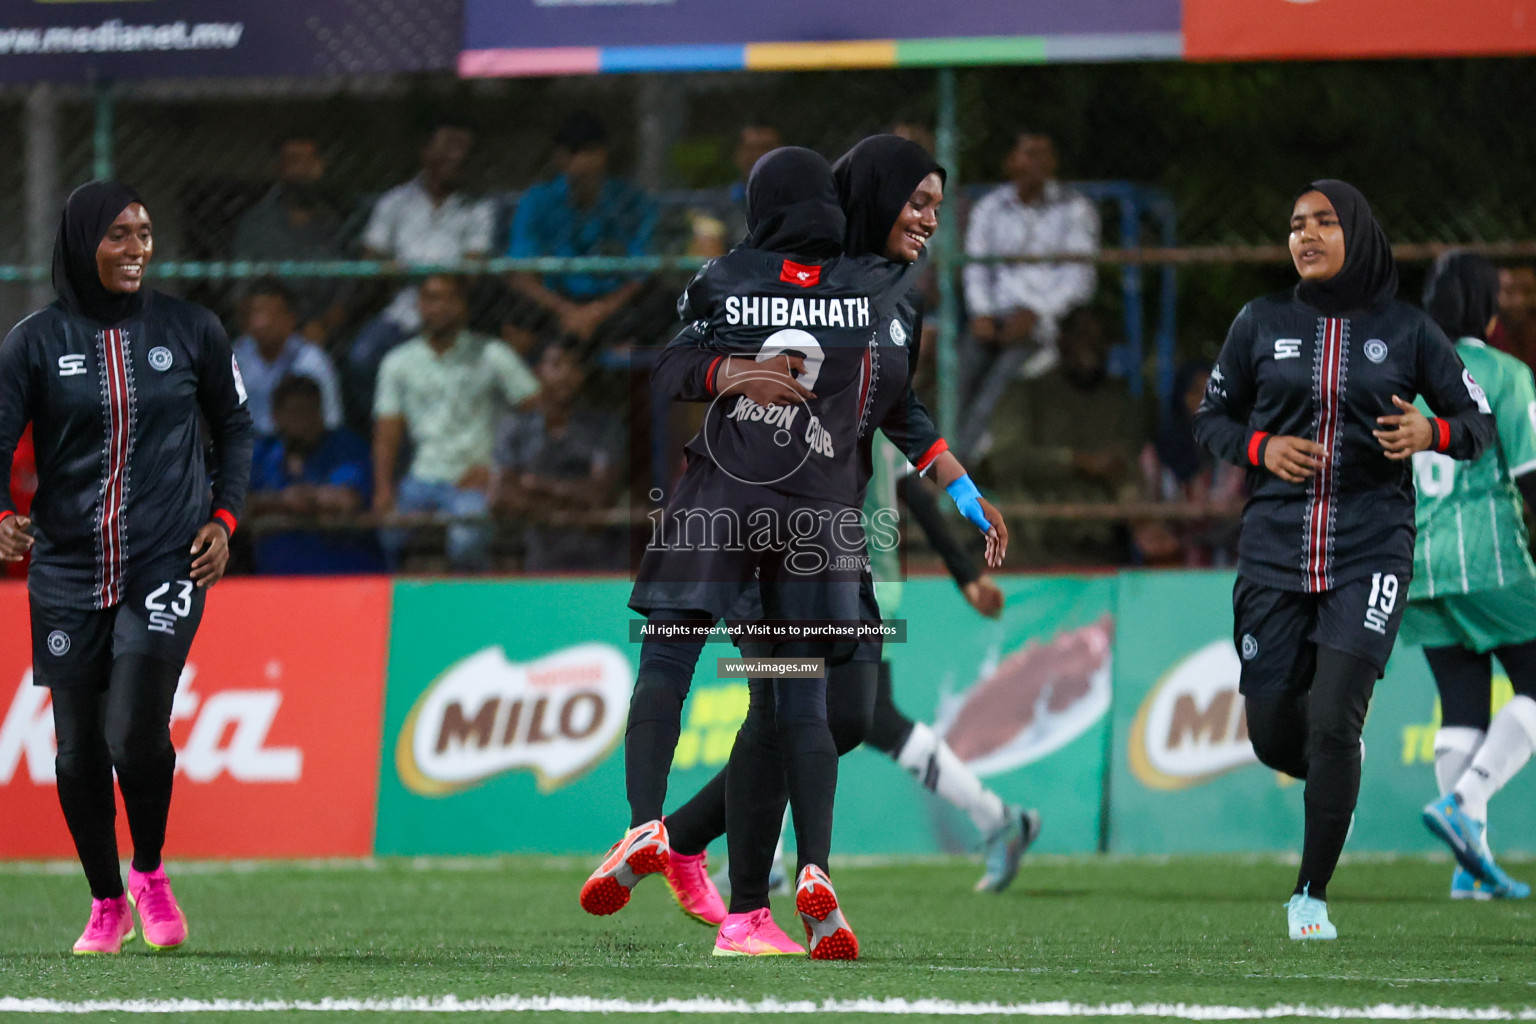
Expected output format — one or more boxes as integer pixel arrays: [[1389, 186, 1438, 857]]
[[1247, 431, 1269, 467], [212, 510, 238, 536], [705, 356, 724, 396], [0, 510, 13, 525], [915, 438, 949, 473], [1434, 418, 1450, 453]]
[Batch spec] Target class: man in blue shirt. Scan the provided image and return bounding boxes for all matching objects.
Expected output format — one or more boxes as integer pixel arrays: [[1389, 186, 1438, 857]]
[[504, 112, 672, 356], [247, 375, 383, 574]]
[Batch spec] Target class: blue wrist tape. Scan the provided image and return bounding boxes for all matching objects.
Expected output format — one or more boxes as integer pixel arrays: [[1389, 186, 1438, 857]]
[[945, 474, 990, 534]]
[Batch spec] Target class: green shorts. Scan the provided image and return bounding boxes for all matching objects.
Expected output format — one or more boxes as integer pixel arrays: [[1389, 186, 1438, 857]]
[[1401, 579, 1536, 653]]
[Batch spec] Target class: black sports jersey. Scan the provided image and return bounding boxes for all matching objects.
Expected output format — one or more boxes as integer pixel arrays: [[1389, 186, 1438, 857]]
[[1194, 291, 1494, 593], [0, 291, 253, 609], [652, 249, 940, 507]]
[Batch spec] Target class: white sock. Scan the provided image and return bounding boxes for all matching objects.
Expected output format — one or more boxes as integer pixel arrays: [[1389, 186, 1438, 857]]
[[1455, 695, 1536, 822], [1434, 726, 1485, 797], [896, 722, 1008, 837]]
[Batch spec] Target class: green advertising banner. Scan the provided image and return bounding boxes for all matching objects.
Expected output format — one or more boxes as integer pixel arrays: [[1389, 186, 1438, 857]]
[[375, 575, 1114, 857], [1108, 570, 1536, 858], [858, 574, 1114, 856]]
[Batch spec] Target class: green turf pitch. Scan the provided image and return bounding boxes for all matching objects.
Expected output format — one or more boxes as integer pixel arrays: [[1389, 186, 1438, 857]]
[[1, 855, 1533, 1022]]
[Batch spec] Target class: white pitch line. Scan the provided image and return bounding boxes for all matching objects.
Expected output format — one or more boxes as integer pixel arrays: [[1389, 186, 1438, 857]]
[[0, 997, 1534, 1018]]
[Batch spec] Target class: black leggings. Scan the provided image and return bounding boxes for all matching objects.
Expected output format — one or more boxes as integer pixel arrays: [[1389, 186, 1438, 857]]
[[666, 661, 882, 858], [51, 654, 182, 900], [1244, 646, 1375, 902], [624, 611, 710, 827], [1426, 639, 1536, 730]]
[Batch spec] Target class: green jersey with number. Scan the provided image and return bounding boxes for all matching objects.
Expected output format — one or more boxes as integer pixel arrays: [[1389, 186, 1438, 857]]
[[864, 433, 908, 612], [1410, 338, 1536, 600]]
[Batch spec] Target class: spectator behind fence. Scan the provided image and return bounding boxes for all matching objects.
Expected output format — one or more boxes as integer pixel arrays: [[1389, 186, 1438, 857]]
[[349, 123, 495, 424], [1132, 361, 1244, 568], [679, 121, 783, 261], [231, 135, 352, 346], [246, 375, 383, 575], [373, 274, 539, 573], [959, 130, 1100, 456], [504, 112, 669, 357], [494, 339, 625, 571], [1490, 265, 1536, 368], [981, 308, 1144, 565], [232, 278, 344, 436]]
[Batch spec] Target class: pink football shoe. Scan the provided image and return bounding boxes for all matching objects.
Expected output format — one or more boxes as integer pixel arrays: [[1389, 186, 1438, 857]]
[[712, 909, 804, 956], [663, 850, 727, 925], [129, 864, 188, 951], [72, 894, 135, 955]]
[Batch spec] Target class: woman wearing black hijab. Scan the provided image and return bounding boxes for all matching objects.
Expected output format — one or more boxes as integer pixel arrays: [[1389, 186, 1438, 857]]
[[1193, 180, 1494, 939], [636, 139, 1013, 953], [1404, 252, 1536, 900], [0, 182, 252, 954], [584, 148, 923, 957]]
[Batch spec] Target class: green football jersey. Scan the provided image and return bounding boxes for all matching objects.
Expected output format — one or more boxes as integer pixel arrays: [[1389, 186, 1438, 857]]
[[1410, 338, 1536, 599]]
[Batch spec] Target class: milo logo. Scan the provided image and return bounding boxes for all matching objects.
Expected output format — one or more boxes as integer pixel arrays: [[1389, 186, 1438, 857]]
[[1128, 640, 1256, 790], [396, 643, 632, 796]]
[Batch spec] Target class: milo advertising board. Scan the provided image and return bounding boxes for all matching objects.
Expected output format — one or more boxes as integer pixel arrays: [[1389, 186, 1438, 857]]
[[1109, 570, 1536, 856], [375, 575, 1116, 857]]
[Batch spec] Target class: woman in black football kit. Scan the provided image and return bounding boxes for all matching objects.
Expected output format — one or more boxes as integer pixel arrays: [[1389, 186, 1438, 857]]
[[658, 137, 1025, 940], [582, 147, 1004, 958], [0, 182, 252, 954], [1193, 179, 1493, 940]]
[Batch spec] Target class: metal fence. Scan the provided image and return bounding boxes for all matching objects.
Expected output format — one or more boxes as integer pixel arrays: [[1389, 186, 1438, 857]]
[[1, 60, 1532, 572]]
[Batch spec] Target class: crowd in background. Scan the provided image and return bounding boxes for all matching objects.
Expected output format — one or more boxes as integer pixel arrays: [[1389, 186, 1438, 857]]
[[10, 112, 1535, 580]]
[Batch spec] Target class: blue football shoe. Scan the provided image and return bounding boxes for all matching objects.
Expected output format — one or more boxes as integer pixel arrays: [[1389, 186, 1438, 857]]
[[1284, 887, 1337, 940], [975, 808, 1042, 894], [1423, 795, 1530, 897]]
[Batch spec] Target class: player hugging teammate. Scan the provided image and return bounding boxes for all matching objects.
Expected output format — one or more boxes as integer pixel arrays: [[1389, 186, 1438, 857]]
[[581, 144, 1006, 958]]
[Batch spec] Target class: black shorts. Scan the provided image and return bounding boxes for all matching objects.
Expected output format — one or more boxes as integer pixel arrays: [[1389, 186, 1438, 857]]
[[30, 557, 206, 691], [631, 458, 865, 660], [1233, 572, 1407, 696]]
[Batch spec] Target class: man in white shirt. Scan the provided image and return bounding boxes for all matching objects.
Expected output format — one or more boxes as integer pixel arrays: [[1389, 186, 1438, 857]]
[[373, 274, 539, 572], [960, 131, 1100, 454], [232, 278, 344, 436], [347, 123, 496, 427]]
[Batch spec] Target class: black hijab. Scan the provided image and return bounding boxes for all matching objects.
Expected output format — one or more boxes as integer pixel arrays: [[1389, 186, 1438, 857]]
[[1424, 251, 1500, 343], [52, 180, 146, 325], [745, 147, 844, 259], [1293, 179, 1398, 315], [832, 135, 946, 259]]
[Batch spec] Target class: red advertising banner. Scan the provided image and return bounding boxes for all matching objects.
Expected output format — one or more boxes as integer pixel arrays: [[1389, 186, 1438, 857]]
[[0, 578, 390, 859], [1184, 0, 1536, 61]]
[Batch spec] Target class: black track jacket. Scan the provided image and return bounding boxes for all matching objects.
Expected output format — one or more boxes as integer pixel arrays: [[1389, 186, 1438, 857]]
[[1194, 290, 1494, 592], [0, 292, 252, 608]]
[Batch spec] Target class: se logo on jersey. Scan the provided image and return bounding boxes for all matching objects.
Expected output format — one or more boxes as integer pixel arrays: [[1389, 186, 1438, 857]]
[[1275, 339, 1302, 360], [57, 354, 87, 377]]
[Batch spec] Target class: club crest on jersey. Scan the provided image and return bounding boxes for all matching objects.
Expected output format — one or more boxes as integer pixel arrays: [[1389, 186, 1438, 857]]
[[1241, 634, 1258, 661], [1463, 369, 1492, 414], [1363, 339, 1388, 364], [889, 318, 907, 346], [47, 630, 70, 656], [780, 260, 821, 288], [231, 355, 248, 403], [148, 346, 173, 371], [57, 354, 87, 377]]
